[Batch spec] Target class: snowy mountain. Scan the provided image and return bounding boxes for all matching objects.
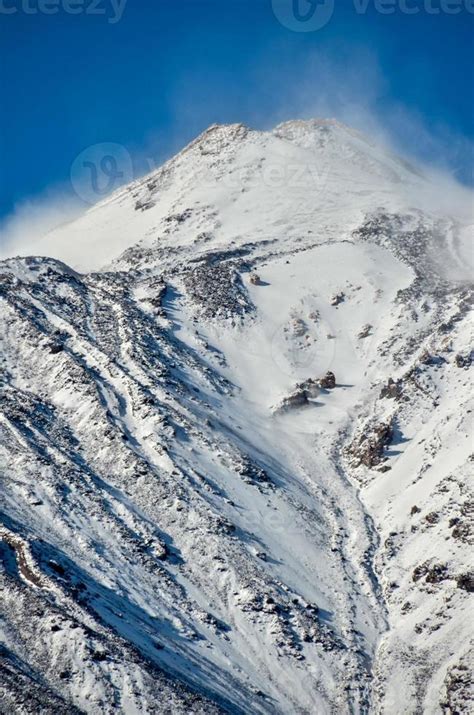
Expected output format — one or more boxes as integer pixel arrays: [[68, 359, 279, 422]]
[[1, 120, 472, 714]]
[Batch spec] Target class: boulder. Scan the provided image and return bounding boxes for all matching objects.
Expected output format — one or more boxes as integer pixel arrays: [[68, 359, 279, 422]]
[[348, 420, 393, 468], [380, 378, 402, 400], [274, 373, 336, 413], [274, 389, 308, 413], [318, 371, 336, 390], [134, 199, 155, 212], [455, 353, 471, 368], [412, 561, 449, 584], [330, 292, 345, 306], [451, 521, 471, 542], [456, 573, 474, 592], [49, 343, 64, 355], [295, 378, 320, 398], [357, 324, 372, 339]]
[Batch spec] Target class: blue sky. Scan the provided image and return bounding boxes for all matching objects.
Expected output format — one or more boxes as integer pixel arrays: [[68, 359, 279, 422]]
[[0, 0, 473, 226]]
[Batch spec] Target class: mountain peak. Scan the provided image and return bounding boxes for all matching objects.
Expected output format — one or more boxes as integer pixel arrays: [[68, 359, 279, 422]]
[[274, 116, 344, 132], [1, 112, 472, 715], [187, 121, 251, 153], [26, 117, 430, 273]]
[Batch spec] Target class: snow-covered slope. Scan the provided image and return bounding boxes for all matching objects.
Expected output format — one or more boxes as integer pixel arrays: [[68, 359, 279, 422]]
[[1, 120, 472, 714]]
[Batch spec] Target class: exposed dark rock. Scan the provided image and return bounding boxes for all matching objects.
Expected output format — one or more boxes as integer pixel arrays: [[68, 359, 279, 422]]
[[412, 561, 449, 584], [419, 350, 446, 367], [330, 292, 345, 306], [48, 560, 66, 576], [456, 573, 474, 593], [274, 389, 309, 413], [441, 662, 473, 714], [91, 650, 108, 662], [134, 199, 155, 212], [236, 456, 271, 485], [455, 353, 471, 368], [151, 539, 169, 561], [348, 421, 393, 469], [357, 324, 372, 339], [289, 318, 307, 337], [164, 208, 193, 224], [183, 258, 253, 319], [380, 378, 403, 400], [452, 521, 472, 543], [352, 210, 459, 302], [318, 372, 336, 390], [295, 378, 320, 398]]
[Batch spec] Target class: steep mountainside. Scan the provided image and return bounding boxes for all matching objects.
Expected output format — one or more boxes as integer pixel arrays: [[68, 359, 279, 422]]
[[1, 120, 472, 714]]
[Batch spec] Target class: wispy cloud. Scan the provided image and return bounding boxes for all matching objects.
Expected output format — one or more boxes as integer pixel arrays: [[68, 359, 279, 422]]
[[248, 46, 473, 186], [1, 47, 471, 273], [0, 187, 85, 262]]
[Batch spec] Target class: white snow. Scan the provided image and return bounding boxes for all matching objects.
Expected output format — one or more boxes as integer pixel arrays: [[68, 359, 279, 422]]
[[0, 119, 472, 714]]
